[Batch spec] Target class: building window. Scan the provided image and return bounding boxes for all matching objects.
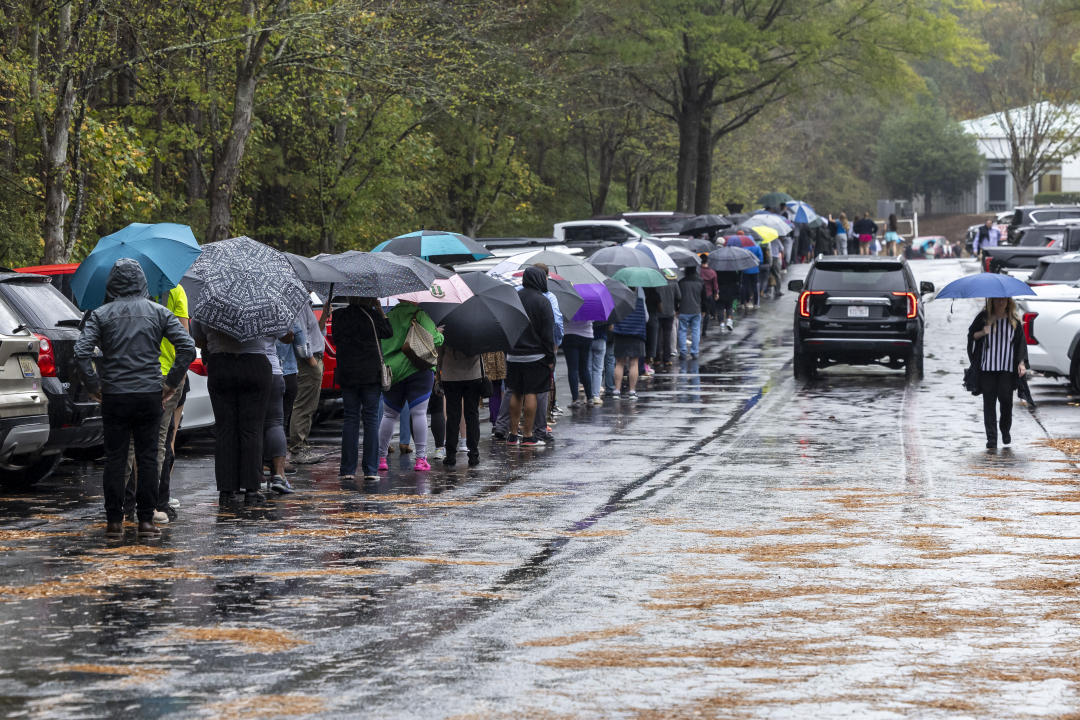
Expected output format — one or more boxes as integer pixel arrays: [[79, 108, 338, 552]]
[[1039, 166, 1062, 194]]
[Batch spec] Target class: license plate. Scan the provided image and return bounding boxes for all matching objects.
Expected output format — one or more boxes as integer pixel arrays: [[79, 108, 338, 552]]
[[847, 306, 870, 318], [17, 356, 35, 378]]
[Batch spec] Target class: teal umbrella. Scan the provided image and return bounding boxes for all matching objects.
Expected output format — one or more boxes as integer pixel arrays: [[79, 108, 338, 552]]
[[758, 191, 794, 209], [612, 266, 667, 288]]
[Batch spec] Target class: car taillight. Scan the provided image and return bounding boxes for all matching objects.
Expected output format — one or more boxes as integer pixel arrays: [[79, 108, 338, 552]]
[[1023, 312, 1038, 345], [798, 290, 824, 318], [892, 292, 917, 319], [34, 334, 56, 376], [189, 357, 208, 376], [984, 256, 992, 272]]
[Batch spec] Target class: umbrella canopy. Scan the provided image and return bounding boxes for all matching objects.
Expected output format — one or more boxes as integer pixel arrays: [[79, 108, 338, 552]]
[[725, 212, 752, 226], [723, 233, 760, 248], [758, 191, 794, 208], [284, 252, 351, 289], [612, 266, 667, 288], [673, 237, 715, 253], [745, 211, 794, 235], [569, 282, 615, 322], [624, 240, 677, 271], [373, 229, 492, 264], [392, 273, 475, 306], [784, 200, 820, 225], [544, 275, 585, 319], [312, 250, 436, 298], [934, 273, 1037, 299], [707, 246, 759, 272], [604, 277, 637, 322], [71, 222, 201, 310], [742, 225, 780, 244], [423, 273, 529, 356], [589, 245, 655, 276], [665, 245, 702, 268], [488, 250, 607, 285], [679, 214, 733, 236], [188, 237, 310, 341]]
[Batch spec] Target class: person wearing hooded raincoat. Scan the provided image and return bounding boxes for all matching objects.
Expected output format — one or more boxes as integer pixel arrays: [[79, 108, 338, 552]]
[[505, 266, 556, 446], [74, 259, 195, 537]]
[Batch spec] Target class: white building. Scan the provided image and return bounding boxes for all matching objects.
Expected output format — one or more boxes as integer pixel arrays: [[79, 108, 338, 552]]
[[920, 103, 1080, 214]]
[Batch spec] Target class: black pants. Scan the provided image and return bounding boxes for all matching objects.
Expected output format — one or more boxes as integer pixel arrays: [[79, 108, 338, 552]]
[[207, 353, 272, 492], [659, 317, 675, 360], [645, 315, 659, 361], [282, 372, 298, 437], [428, 392, 445, 449], [980, 371, 1014, 443], [444, 379, 481, 462], [102, 392, 161, 523]]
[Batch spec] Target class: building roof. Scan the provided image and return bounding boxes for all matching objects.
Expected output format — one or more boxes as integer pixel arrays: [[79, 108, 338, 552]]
[[961, 102, 1080, 140]]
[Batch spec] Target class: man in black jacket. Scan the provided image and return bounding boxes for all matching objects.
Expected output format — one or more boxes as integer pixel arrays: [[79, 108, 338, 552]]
[[505, 267, 555, 447], [676, 265, 706, 359], [75, 259, 195, 537]]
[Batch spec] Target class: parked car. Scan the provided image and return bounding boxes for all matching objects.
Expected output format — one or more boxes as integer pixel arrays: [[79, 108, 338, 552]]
[[1026, 253, 1080, 287], [609, 211, 694, 237], [0, 325, 52, 487], [787, 256, 933, 380], [1015, 284, 1080, 390], [552, 219, 652, 255], [0, 271, 103, 480], [982, 222, 1080, 273], [1007, 205, 1080, 244], [965, 211, 1012, 254]]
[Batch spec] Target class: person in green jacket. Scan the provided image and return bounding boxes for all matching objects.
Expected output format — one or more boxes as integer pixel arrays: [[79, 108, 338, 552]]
[[377, 301, 444, 472]]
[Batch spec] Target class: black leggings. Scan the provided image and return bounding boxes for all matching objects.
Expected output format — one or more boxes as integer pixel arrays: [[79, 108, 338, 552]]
[[980, 370, 1014, 443]]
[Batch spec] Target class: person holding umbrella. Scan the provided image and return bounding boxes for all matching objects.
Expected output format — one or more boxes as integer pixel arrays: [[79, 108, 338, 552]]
[[74, 259, 195, 537], [505, 267, 556, 446], [332, 297, 392, 481], [967, 298, 1029, 449], [698, 256, 719, 337]]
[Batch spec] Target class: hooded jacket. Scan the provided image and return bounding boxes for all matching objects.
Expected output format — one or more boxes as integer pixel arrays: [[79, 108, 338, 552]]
[[508, 266, 556, 364], [333, 302, 393, 387], [75, 259, 195, 395]]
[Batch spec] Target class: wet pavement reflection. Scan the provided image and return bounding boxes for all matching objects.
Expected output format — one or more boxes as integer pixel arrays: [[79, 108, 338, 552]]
[[3, 259, 1080, 718]]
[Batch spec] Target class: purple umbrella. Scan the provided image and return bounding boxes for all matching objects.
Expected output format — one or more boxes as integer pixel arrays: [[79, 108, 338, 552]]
[[570, 282, 615, 322]]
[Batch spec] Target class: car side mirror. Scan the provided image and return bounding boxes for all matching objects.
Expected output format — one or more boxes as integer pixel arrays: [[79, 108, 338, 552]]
[[788, 279, 804, 292], [920, 281, 935, 295]]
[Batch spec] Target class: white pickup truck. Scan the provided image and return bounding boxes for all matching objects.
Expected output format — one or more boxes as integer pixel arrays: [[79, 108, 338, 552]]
[[1016, 284, 1080, 389]]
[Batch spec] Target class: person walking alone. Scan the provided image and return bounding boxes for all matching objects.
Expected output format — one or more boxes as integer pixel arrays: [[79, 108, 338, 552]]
[[74, 259, 194, 537], [967, 297, 1028, 449]]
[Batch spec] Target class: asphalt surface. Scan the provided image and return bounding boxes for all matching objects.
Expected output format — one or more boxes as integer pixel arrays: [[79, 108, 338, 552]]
[[3, 258, 1080, 719]]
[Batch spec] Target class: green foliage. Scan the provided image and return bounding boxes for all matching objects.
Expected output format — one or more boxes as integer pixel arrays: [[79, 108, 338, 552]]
[[1034, 191, 1080, 204], [874, 104, 983, 206]]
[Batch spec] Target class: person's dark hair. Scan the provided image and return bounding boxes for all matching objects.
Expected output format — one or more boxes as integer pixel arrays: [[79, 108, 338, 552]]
[[532, 262, 549, 275], [684, 264, 697, 275]]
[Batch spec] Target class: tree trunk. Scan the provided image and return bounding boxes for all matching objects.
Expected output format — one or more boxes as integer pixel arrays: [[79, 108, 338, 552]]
[[592, 137, 615, 216], [41, 2, 75, 263], [206, 66, 258, 243], [693, 109, 713, 214], [675, 98, 700, 213]]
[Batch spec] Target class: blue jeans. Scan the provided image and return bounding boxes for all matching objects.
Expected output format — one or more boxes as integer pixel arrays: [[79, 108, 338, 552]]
[[340, 384, 381, 477], [589, 337, 606, 399], [677, 313, 702, 358], [562, 334, 593, 401], [603, 340, 616, 393]]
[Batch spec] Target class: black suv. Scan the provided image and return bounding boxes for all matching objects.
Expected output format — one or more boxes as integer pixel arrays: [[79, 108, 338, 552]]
[[787, 256, 934, 380], [0, 271, 103, 484], [1008, 205, 1080, 244]]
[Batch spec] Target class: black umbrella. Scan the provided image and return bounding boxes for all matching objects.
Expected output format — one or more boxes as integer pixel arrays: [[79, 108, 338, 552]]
[[589, 245, 654, 276], [680, 214, 733, 235], [604, 277, 636, 322], [284, 252, 351, 288], [188, 236, 310, 341], [313, 250, 436, 298], [1018, 375, 1037, 408], [434, 272, 530, 355], [707, 246, 759, 272], [725, 213, 752, 226], [546, 276, 585, 319], [665, 245, 702, 268], [666, 237, 714, 254]]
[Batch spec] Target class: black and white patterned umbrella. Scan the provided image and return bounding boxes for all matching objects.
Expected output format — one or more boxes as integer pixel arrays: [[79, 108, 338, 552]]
[[188, 236, 310, 341], [312, 250, 438, 298]]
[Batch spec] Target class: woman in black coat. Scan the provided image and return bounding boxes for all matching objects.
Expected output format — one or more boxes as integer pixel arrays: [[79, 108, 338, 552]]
[[332, 297, 392, 480], [967, 297, 1028, 449]]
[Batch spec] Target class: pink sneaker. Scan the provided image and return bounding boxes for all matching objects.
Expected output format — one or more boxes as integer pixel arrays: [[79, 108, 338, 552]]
[[378, 457, 388, 472], [413, 457, 431, 472]]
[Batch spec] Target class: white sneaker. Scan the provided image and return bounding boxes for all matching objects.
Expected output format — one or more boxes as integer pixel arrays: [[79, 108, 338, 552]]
[[590, 396, 603, 406], [168, 498, 180, 509], [627, 391, 638, 400], [432, 446, 446, 460], [457, 438, 468, 452], [152, 510, 169, 524], [611, 390, 621, 398], [726, 319, 734, 331]]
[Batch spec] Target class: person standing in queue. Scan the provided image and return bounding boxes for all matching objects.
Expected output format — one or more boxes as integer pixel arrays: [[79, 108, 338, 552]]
[[288, 301, 325, 464], [505, 266, 556, 447], [74, 259, 194, 537], [967, 297, 1028, 449], [332, 297, 392, 482]]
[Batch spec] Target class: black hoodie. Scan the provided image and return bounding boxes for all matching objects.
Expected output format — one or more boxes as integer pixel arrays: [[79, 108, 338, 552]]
[[509, 266, 556, 364]]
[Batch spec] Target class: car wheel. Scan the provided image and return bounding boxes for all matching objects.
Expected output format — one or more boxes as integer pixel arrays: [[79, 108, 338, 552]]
[[64, 445, 105, 462], [793, 345, 815, 380], [906, 337, 924, 381], [0, 454, 62, 489], [1070, 353, 1080, 394]]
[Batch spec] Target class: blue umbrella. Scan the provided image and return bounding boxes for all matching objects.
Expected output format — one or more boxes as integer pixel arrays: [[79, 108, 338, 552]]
[[373, 229, 492, 263], [934, 273, 1036, 299], [784, 200, 820, 225], [71, 223, 201, 309]]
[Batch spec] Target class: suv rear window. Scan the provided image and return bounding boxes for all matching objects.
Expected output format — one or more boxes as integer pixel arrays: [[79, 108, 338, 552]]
[[1017, 228, 1066, 247], [0, 280, 81, 328], [0, 295, 24, 334], [1034, 260, 1080, 282], [808, 265, 909, 292]]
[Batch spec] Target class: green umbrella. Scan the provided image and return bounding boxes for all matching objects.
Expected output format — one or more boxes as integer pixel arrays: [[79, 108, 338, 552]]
[[612, 266, 667, 288], [758, 191, 794, 208]]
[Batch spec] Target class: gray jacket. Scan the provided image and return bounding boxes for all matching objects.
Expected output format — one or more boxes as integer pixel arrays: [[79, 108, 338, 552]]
[[75, 258, 195, 395]]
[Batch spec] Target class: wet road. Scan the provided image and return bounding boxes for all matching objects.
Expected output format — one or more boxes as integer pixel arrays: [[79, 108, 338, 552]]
[[3, 258, 1080, 719]]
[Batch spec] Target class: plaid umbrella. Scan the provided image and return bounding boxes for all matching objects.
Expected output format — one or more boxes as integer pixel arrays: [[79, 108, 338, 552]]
[[188, 237, 309, 341]]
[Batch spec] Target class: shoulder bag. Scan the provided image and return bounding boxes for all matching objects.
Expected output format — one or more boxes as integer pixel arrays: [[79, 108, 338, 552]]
[[402, 311, 439, 370], [479, 355, 493, 398], [366, 310, 393, 391]]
